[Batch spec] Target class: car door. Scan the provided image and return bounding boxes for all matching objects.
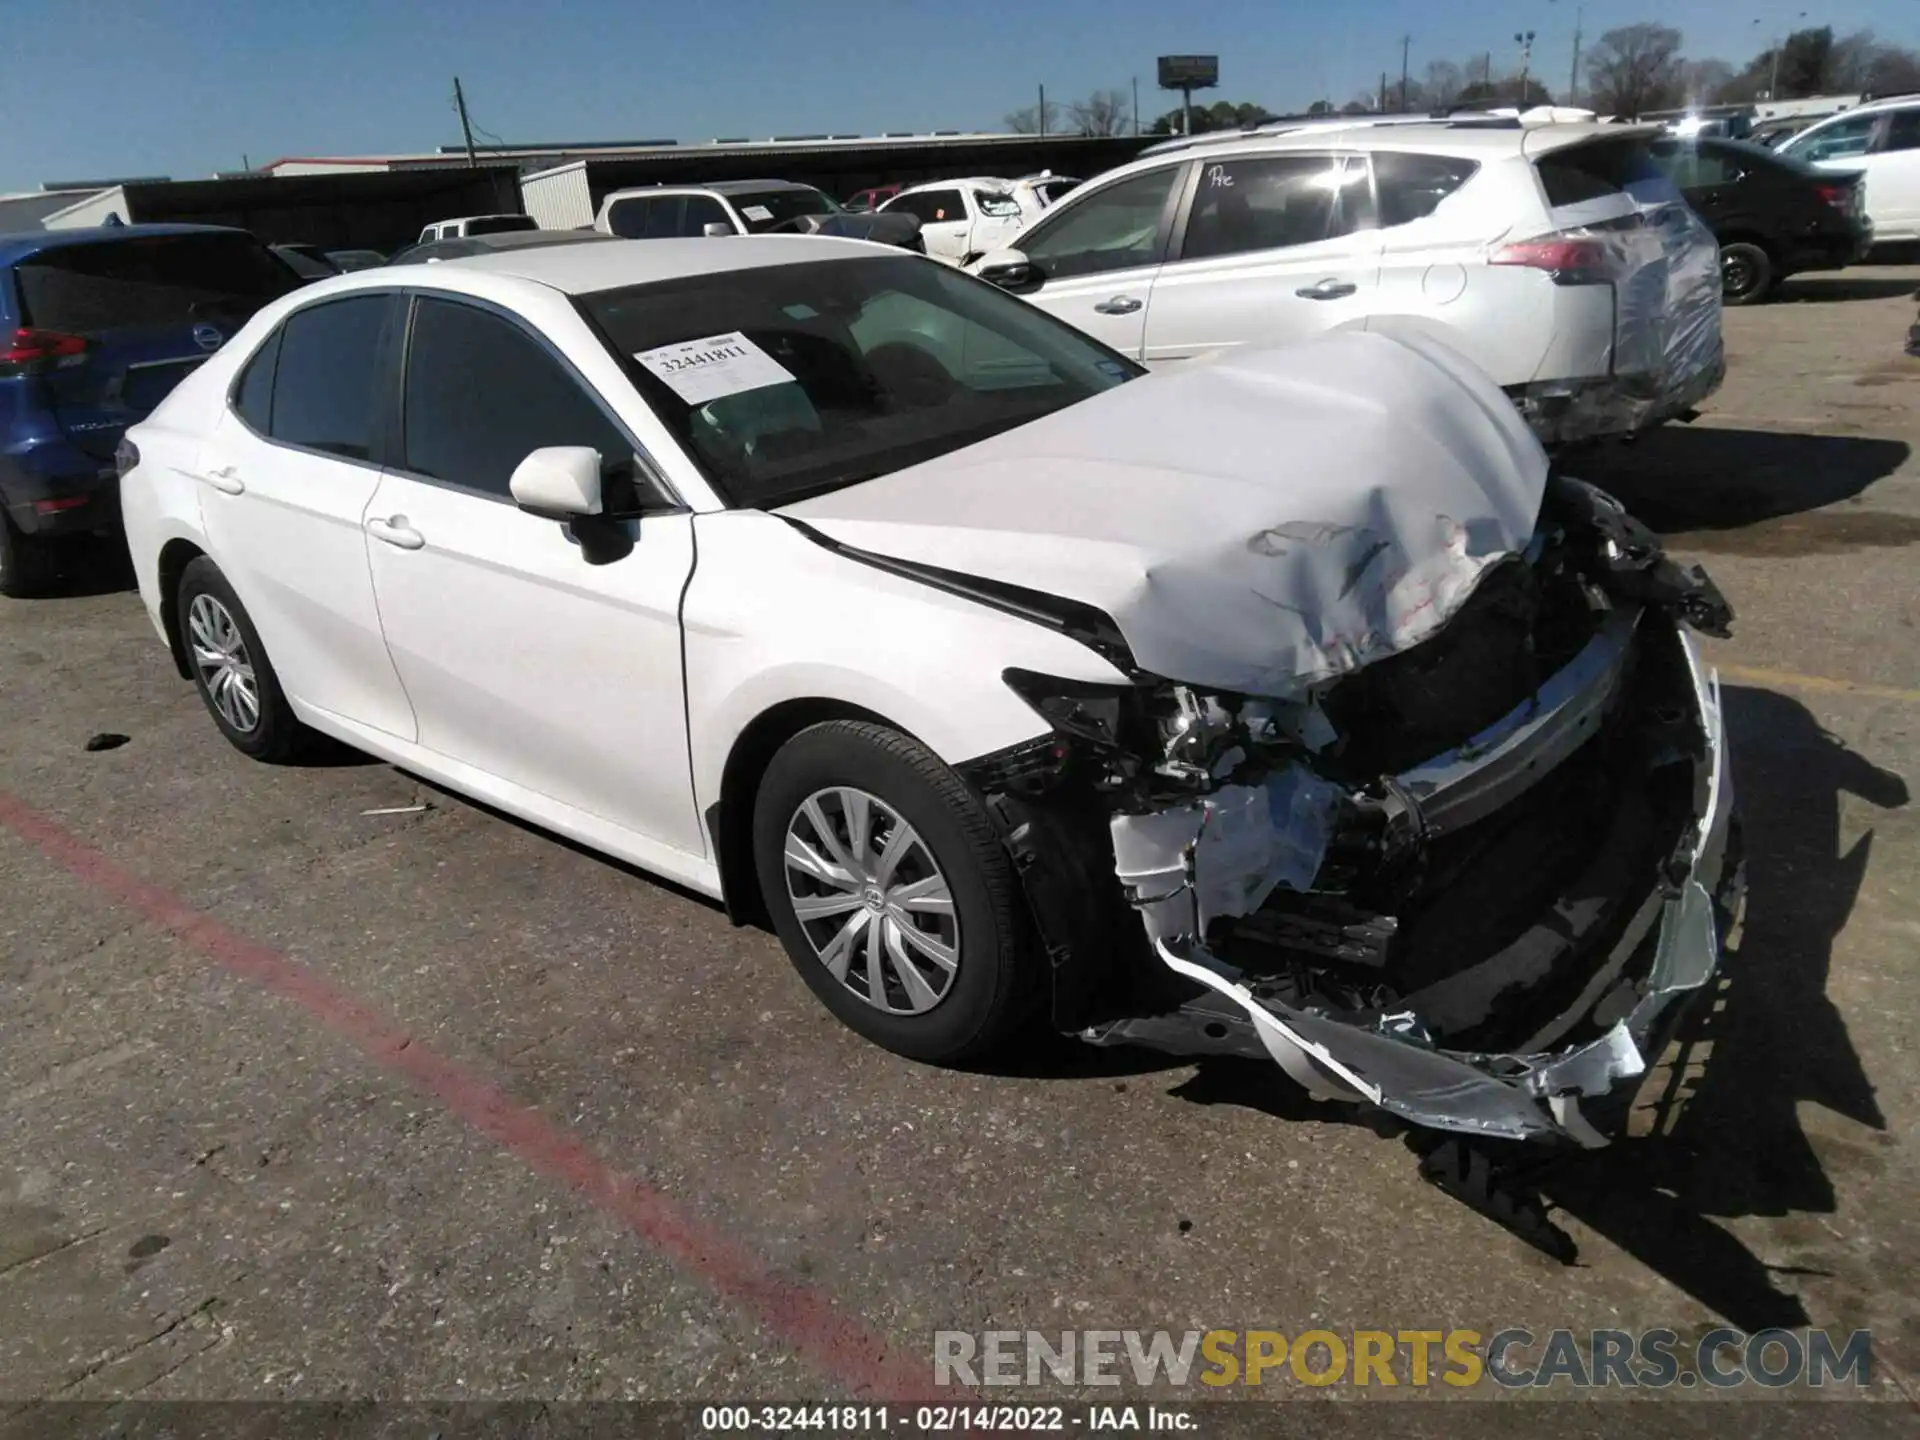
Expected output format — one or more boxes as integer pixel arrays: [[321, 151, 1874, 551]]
[[1141, 152, 1382, 366], [361, 293, 703, 856], [194, 292, 419, 740], [1868, 107, 1920, 242], [995, 162, 1188, 359], [889, 187, 971, 262]]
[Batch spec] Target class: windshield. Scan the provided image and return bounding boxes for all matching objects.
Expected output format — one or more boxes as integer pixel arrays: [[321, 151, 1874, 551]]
[[732, 188, 839, 232], [976, 190, 1022, 218], [580, 254, 1142, 508], [15, 233, 303, 333]]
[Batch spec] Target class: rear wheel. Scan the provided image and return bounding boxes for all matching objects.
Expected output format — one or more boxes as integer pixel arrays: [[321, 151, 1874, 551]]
[[751, 720, 1039, 1064], [1719, 241, 1775, 305], [176, 556, 312, 762], [0, 513, 56, 598]]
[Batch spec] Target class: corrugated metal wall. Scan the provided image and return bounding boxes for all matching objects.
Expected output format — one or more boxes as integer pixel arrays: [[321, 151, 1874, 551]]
[[521, 165, 595, 230]]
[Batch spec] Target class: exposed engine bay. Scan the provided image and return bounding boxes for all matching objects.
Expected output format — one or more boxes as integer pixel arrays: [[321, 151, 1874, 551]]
[[959, 474, 1743, 1149]]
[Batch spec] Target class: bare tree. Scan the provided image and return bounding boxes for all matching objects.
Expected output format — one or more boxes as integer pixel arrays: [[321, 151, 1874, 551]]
[[1424, 60, 1466, 110], [1680, 58, 1735, 104], [1003, 101, 1061, 134], [1067, 89, 1131, 137], [1584, 23, 1685, 117]]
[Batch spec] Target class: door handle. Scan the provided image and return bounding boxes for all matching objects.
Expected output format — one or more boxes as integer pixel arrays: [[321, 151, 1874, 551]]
[[201, 465, 245, 495], [1296, 280, 1358, 300], [366, 516, 425, 550], [1092, 295, 1143, 315]]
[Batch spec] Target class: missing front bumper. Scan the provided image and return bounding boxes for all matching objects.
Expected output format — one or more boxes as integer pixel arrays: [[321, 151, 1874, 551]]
[[1087, 623, 1741, 1149]]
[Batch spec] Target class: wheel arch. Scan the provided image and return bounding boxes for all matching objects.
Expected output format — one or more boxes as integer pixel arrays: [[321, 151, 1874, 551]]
[[156, 537, 208, 679], [708, 695, 904, 929]]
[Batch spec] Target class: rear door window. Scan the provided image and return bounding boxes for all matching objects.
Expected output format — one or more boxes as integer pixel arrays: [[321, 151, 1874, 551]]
[[682, 195, 734, 235], [604, 196, 654, 238], [1882, 109, 1920, 154], [643, 196, 686, 239], [1371, 152, 1481, 227], [889, 189, 966, 225], [1785, 113, 1878, 163], [13, 233, 301, 335], [1179, 154, 1373, 261], [265, 294, 396, 460]]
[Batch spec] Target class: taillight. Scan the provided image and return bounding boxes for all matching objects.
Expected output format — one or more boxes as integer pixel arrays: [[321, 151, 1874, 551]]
[[1815, 183, 1854, 214], [0, 326, 92, 377], [1490, 236, 1616, 284]]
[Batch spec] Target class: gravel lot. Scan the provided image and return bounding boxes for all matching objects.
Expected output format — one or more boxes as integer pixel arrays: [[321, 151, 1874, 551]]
[[3, 267, 1918, 1426]]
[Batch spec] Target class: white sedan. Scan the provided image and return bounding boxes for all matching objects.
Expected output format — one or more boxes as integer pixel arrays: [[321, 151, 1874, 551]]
[[120, 235, 1741, 1148]]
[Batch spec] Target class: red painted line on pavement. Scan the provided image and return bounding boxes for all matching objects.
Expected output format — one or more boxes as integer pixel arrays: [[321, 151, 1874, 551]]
[[0, 789, 936, 1401]]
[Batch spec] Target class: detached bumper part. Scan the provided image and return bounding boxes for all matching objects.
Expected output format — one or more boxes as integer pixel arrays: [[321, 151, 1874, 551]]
[[1090, 620, 1741, 1149]]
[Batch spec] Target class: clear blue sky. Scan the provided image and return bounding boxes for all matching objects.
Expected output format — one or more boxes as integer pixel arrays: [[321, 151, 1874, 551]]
[[6, 0, 1916, 191]]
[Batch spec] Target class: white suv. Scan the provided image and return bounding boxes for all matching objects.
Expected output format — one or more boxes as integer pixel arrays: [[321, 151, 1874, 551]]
[[594, 180, 840, 239], [417, 215, 538, 243], [1775, 94, 1920, 245], [879, 178, 1030, 265], [968, 120, 1725, 446]]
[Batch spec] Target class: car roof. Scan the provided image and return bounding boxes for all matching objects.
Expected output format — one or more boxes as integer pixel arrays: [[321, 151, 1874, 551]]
[[0, 222, 250, 267], [608, 179, 820, 199], [344, 234, 890, 294], [896, 176, 1013, 193]]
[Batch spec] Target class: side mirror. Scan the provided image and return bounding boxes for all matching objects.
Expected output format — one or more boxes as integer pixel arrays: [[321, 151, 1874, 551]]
[[510, 446, 603, 518], [703, 221, 736, 238], [974, 247, 1041, 293]]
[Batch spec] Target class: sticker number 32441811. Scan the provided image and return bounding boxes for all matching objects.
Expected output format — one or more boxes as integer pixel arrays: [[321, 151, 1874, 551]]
[[634, 331, 796, 405]]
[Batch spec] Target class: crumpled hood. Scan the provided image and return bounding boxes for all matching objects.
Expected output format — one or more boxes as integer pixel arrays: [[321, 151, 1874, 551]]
[[782, 330, 1550, 696]]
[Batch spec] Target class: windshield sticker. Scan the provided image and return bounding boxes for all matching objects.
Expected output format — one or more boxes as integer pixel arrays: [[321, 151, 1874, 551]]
[[782, 303, 820, 319], [741, 204, 774, 222], [635, 332, 795, 405]]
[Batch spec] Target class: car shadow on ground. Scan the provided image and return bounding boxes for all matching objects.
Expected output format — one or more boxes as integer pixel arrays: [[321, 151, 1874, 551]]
[[1576, 427, 1911, 535], [1771, 276, 1920, 304], [30, 533, 138, 599], [1164, 685, 1905, 1333]]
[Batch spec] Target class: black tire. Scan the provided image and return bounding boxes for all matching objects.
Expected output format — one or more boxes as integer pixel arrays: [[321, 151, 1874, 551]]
[[176, 556, 312, 763], [0, 512, 56, 599], [751, 720, 1038, 1064], [1719, 241, 1774, 306]]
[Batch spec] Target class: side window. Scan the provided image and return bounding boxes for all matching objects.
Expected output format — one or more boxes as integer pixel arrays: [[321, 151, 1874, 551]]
[[1691, 147, 1746, 186], [1021, 165, 1182, 280], [1791, 114, 1877, 162], [605, 196, 653, 238], [402, 298, 631, 499], [267, 295, 393, 460], [901, 189, 965, 224], [1883, 109, 1920, 154], [643, 196, 687, 239], [1180, 155, 1373, 262], [682, 195, 733, 235], [231, 328, 281, 433], [1372, 152, 1482, 227], [974, 188, 1022, 219]]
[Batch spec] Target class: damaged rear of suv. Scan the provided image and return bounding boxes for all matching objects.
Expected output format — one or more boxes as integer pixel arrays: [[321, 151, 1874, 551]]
[[963, 475, 1740, 1149]]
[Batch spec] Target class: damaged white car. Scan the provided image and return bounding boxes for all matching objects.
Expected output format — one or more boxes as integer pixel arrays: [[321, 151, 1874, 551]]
[[121, 237, 1741, 1150]]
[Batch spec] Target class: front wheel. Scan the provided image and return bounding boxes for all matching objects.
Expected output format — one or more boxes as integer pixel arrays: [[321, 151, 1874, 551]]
[[1720, 241, 1775, 305], [751, 720, 1039, 1064]]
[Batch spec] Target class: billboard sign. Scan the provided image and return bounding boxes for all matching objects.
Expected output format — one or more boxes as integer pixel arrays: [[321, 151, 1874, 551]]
[[1157, 55, 1220, 90]]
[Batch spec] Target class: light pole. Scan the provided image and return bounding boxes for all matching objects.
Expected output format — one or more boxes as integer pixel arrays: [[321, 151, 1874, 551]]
[[1516, 30, 1537, 104]]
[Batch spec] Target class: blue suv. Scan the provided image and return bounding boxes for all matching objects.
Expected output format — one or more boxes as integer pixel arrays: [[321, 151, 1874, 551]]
[[1, 224, 301, 596]]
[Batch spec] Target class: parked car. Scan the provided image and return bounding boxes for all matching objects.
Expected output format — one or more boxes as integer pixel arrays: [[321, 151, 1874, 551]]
[[1011, 172, 1082, 212], [119, 236, 1739, 1149], [0, 223, 302, 595], [386, 229, 619, 265], [324, 248, 388, 272], [1774, 94, 1920, 246], [595, 181, 840, 239], [844, 184, 904, 213], [1649, 136, 1871, 303], [594, 180, 922, 252], [878, 178, 1027, 264], [271, 243, 341, 281], [966, 120, 1725, 448], [416, 215, 539, 244]]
